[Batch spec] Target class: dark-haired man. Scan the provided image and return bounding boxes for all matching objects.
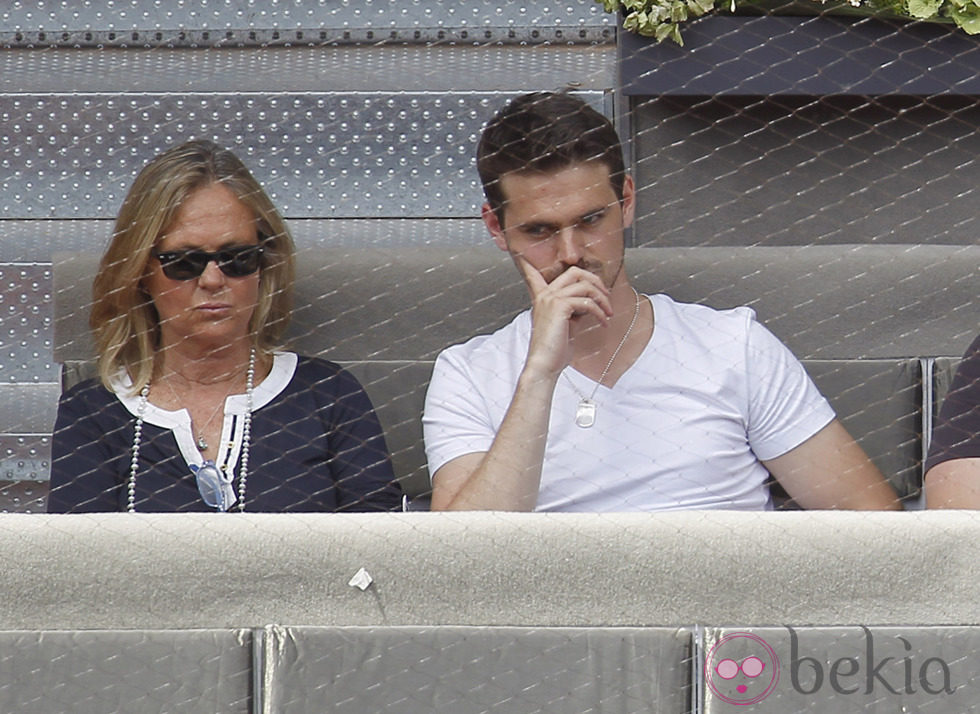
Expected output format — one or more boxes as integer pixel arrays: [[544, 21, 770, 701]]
[[423, 92, 899, 512]]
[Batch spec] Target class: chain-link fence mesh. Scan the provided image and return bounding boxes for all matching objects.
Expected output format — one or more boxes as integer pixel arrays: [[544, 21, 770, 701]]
[[0, 0, 978, 710]]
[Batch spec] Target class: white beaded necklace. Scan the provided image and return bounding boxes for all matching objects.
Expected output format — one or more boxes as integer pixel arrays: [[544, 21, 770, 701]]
[[127, 349, 256, 513], [565, 288, 642, 428]]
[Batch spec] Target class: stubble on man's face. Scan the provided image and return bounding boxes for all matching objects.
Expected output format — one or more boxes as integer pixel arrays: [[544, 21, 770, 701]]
[[494, 163, 629, 292]]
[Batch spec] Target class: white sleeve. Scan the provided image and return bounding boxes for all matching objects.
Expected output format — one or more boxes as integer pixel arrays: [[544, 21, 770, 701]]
[[422, 348, 498, 482], [743, 315, 836, 460]]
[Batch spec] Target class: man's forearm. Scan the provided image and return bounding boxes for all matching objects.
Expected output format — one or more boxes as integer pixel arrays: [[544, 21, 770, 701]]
[[765, 420, 901, 510], [439, 367, 559, 511]]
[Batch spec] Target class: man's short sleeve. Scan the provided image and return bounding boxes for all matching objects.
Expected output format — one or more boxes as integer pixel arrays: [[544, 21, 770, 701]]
[[423, 347, 498, 481], [743, 315, 836, 461]]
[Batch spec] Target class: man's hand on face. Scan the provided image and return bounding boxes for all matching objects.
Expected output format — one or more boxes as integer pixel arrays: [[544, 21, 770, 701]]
[[516, 255, 612, 380]]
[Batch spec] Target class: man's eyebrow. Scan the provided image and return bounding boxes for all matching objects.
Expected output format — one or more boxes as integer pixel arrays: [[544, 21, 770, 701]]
[[515, 205, 609, 232], [517, 220, 559, 231]]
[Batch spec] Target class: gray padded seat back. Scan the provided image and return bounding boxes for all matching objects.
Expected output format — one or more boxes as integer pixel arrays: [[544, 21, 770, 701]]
[[804, 359, 921, 499], [0, 629, 251, 714], [336, 361, 431, 495], [628, 245, 978, 361], [55, 245, 980, 362], [701, 625, 979, 711], [55, 244, 978, 501], [932, 357, 963, 421], [261, 625, 692, 714]]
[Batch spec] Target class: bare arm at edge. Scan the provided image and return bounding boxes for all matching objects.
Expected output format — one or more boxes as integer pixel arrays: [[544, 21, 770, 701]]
[[763, 419, 901, 510], [924, 458, 980, 509]]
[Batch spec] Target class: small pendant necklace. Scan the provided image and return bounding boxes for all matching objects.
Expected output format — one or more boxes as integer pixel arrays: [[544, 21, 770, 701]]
[[159, 371, 230, 453], [127, 349, 256, 512], [567, 288, 641, 429]]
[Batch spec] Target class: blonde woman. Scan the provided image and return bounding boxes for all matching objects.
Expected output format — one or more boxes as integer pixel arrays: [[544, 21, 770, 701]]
[[50, 140, 401, 512]]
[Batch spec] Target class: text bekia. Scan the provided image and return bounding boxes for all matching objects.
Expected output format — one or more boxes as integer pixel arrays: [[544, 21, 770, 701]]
[[788, 627, 955, 696]]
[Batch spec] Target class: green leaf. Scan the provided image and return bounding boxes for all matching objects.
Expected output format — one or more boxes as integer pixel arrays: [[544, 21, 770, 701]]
[[690, 0, 718, 15], [907, 0, 942, 18], [624, 10, 662, 36], [654, 20, 681, 43], [949, 3, 980, 32], [602, 0, 978, 43], [622, 10, 642, 32], [639, 11, 660, 31]]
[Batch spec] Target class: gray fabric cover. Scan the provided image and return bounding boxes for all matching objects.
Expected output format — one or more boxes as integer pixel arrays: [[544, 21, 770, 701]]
[[0, 629, 251, 714], [701, 626, 980, 711], [53, 245, 976, 501], [261, 625, 691, 714], [338, 360, 431, 494], [804, 359, 921, 499], [932, 357, 962, 421], [4, 511, 980, 630], [54, 245, 980, 363], [1, 511, 978, 710]]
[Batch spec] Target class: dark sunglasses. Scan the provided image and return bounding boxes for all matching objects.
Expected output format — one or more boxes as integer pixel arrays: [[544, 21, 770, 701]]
[[153, 245, 264, 281]]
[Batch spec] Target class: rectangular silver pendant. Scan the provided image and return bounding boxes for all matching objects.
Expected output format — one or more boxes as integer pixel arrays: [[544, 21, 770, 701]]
[[575, 398, 596, 428]]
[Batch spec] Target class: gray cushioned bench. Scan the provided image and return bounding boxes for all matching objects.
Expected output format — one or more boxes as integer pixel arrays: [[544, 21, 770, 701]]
[[54, 246, 980, 501], [0, 629, 252, 713], [54, 244, 979, 508], [2, 511, 980, 712], [39, 240, 980, 712]]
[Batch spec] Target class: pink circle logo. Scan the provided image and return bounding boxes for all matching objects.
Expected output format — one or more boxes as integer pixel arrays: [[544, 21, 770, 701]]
[[705, 632, 780, 705]]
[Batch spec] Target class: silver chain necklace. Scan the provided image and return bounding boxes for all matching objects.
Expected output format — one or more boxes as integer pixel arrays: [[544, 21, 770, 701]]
[[128, 348, 256, 512], [160, 373, 228, 452], [566, 288, 642, 429]]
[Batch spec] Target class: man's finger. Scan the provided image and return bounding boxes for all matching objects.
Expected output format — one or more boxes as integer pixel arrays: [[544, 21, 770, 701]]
[[515, 254, 548, 295]]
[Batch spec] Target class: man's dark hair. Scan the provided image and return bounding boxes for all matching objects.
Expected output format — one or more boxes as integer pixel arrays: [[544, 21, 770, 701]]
[[477, 91, 626, 222]]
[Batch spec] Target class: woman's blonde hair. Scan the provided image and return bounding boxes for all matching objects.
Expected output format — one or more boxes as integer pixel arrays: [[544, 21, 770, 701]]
[[91, 139, 295, 393]]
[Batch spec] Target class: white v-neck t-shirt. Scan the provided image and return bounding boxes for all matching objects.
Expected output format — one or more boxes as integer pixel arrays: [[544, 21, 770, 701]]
[[423, 294, 834, 512]]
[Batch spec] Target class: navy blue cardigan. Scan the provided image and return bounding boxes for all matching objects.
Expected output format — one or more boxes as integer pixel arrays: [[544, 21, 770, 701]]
[[49, 355, 402, 513]]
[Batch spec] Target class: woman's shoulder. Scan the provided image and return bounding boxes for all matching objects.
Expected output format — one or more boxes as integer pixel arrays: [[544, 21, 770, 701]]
[[55, 376, 127, 427], [60, 376, 115, 405], [284, 353, 364, 391], [289, 353, 349, 380], [293, 353, 343, 372], [272, 354, 376, 417]]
